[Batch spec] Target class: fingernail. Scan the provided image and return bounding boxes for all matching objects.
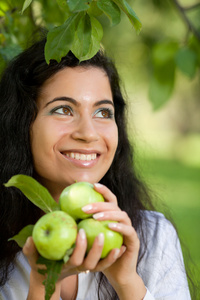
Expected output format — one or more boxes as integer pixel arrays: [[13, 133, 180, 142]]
[[79, 228, 86, 240], [24, 236, 32, 248], [121, 245, 127, 254], [97, 233, 104, 246], [82, 204, 93, 212], [113, 248, 120, 260], [93, 212, 104, 219], [94, 183, 103, 188], [108, 222, 121, 230]]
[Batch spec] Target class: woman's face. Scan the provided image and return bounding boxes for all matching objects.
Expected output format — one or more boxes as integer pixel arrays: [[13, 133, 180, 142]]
[[30, 66, 118, 200]]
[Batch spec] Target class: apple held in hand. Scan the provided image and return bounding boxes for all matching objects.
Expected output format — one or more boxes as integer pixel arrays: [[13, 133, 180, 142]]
[[59, 182, 104, 221], [78, 218, 123, 259], [32, 211, 77, 260]]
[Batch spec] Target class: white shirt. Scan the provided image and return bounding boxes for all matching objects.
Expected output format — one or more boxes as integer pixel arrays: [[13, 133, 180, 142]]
[[0, 211, 191, 300]]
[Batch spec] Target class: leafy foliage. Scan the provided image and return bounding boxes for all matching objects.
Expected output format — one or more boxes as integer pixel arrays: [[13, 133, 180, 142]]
[[149, 41, 178, 110], [5, 175, 60, 213], [0, 0, 200, 109], [8, 224, 34, 247], [17, 0, 142, 63], [37, 257, 64, 300], [4, 174, 73, 300]]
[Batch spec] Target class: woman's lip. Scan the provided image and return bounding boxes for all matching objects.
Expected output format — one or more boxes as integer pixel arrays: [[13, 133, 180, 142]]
[[61, 149, 101, 155]]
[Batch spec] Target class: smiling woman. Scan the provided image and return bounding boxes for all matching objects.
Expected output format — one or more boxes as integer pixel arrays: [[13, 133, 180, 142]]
[[30, 67, 118, 200], [0, 37, 192, 300]]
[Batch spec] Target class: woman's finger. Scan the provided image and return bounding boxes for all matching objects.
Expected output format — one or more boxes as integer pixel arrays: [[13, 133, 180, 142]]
[[93, 210, 132, 226], [93, 183, 118, 204], [23, 237, 38, 263], [92, 246, 126, 272], [108, 222, 140, 253], [68, 228, 87, 267], [82, 202, 119, 216], [23, 237, 46, 271], [79, 233, 105, 271]]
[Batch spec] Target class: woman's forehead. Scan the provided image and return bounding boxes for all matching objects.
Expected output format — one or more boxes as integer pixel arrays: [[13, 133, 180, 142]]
[[36, 66, 113, 107]]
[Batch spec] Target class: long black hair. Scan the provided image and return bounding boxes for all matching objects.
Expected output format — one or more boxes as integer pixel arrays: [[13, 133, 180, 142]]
[[0, 37, 154, 298]]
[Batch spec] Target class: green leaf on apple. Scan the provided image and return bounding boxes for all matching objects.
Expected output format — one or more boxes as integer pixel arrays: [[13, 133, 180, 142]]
[[8, 224, 34, 248], [37, 256, 64, 300], [63, 244, 76, 263], [4, 174, 60, 213]]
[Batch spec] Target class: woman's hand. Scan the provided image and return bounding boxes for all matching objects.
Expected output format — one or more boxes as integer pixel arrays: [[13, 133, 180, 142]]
[[81, 183, 147, 300], [23, 183, 146, 299], [22, 216, 122, 299]]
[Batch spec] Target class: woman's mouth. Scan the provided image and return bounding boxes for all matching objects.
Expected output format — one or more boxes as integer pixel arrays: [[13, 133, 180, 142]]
[[61, 151, 100, 167], [64, 152, 97, 161]]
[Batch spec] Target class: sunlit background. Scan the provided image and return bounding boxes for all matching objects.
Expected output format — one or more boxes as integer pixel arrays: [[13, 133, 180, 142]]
[[102, 0, 200, 295], [0, 0, 200, 297]]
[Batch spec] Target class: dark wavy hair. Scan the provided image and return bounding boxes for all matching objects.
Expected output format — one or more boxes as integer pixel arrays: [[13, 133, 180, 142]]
[[0, 38, 154, 299]]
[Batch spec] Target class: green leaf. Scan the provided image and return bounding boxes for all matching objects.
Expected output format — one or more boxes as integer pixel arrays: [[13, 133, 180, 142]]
[[8, 224, 34, 248], [148, 41, 178, 110], [112, 0, 142, 34], [45, 13, 81, 63], [68, 0, 91, 12], [87, 1, 103, 17], [72, 14, 103, 61], [37, 257, 64, 300], [97, 0, 121, 26], [63, 244, 76, 263], [56, 0, 71, 14], [56, 0, 68, 8], [149, 61, 175, 110], [175, 47, 197, 78], [87, 15, 104, 58], [189, 35, 200, 65], [4, 175, 59, 213], [0, 1, 9, 16], [71, 13, 92, 61], [21, 0, 33, 14], [152, 41, 179, 65]]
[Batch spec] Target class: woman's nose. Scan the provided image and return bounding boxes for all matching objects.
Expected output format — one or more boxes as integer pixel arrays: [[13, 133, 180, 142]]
[[71, 117, 99, 142]]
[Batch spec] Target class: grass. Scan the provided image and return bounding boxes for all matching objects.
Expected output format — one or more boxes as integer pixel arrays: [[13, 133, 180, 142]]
[[137, 157, 200, 298]]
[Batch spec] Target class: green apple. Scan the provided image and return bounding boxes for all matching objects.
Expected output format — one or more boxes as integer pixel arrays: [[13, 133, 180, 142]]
[[59, 182, 104, 221], [32, 211, 77, 260], [77, 218, 123, 259]]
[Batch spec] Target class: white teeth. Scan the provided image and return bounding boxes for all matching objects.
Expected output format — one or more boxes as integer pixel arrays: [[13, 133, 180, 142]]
[[75, 153, 79, 160], [65, 152, 97, 161], [80, 154, 86, 160]]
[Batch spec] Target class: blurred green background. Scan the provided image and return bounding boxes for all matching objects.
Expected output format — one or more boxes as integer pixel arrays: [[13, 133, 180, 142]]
[[1, 0, 200, 297], [102, 2, 200, 296], [102, 0, 200, 296]]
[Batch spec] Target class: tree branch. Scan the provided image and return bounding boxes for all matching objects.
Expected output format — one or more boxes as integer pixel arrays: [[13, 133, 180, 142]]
[[172, 0, 200, 41]]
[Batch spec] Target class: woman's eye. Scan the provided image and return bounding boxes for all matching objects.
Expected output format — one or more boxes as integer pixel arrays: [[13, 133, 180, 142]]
[[95, 108, 114, 119], [51, 106, 73, 116]]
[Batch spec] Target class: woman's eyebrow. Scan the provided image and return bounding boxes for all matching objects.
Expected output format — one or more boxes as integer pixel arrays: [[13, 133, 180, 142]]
[[44, 97, 78, 107], [94, 100, 114, 107], [44, 97, 114, 108]]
